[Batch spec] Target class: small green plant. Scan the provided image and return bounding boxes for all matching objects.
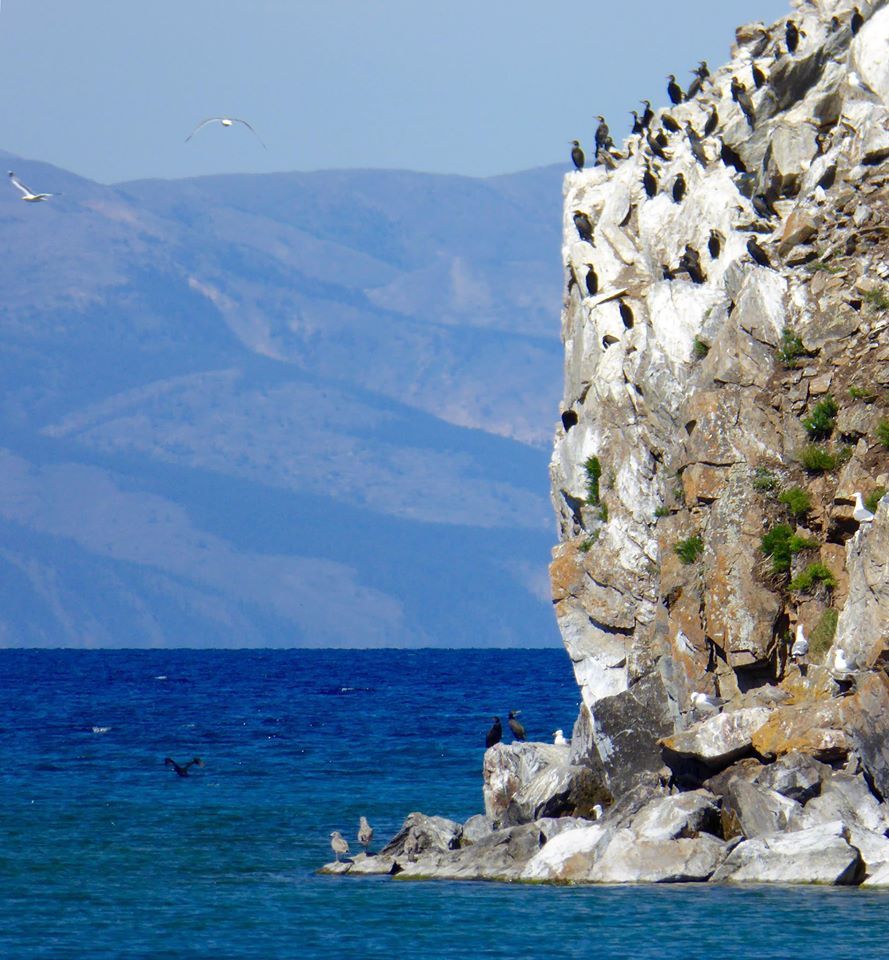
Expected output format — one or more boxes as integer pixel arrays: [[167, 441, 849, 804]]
[[692, 337, 710, 360], [802, 396, 838, 440], [579, 532, 600, 552], [878, 420, 889, 450], [865, 487, 887, 514], [849, 385, 878, 403], [584, 456, 602, 505], [777, 327, 806, 369], [655, 505, 671, 518], [789, 562, 837, 593], [862, 285, 889, 311], [598, 503, 609, 523], [753, 467, 779, 492], [760, 524, 819, 575], [798, 445, 838, 473], [777, 486, 812, 519], [808, 609, 839, 662], [674, 535, 704, 565]]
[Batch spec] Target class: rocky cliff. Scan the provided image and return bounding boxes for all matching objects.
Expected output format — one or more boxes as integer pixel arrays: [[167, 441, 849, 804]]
[[324, 0, 889, 886]]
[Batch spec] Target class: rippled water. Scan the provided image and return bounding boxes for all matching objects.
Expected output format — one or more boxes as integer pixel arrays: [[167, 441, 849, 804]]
[[2, 649, 887, 959]]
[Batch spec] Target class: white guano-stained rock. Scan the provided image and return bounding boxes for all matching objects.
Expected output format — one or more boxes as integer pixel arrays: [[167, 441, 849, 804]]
[[660, 707, 772, 766], [585, 829, 728, 884], [520, 824, 609, 881], [711, 821, 864, 885], [630, 789, 720, 841]]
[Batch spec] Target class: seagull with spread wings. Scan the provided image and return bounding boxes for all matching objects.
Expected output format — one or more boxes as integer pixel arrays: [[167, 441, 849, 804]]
[[8, 171, 56, 202], [185, 117, 266, 148]]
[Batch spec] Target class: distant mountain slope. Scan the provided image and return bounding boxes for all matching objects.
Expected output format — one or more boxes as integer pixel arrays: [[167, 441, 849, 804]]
[[0, 155, 565, 647]]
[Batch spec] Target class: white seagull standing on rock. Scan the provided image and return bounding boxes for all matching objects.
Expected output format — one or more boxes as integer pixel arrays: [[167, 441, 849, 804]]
[[791, 624, 809, 662], [8, 171, 55, 202], [553, 729, 569, 746], [853, 492, 875, 523], [358, 816, 374, 853], [691, 692, 725, 715], [185, 117, 267, 148], [329, 830, 350, 862]]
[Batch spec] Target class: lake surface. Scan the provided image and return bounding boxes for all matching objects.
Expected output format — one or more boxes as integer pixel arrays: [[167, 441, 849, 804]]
[[2, 648, 887, 959]]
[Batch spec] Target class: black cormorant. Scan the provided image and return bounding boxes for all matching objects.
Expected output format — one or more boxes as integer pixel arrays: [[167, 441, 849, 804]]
[[730, 77, 743, 103], [571, 140, 585, 170], [687, 61, 709, 99], [619, 301, 634, 328], [573, 211, 595, 244], [752, 192, 779, 220], [164, 757, 203, 777], [507, 711, 526, 741], [585, 265, 599, 297], [661, 113, 680, 133], [731, 79, 755, 128], [685, 124, 708, 167], [486, 717, 502, 748], [851, 8, 864, 34], [708, 229, 723, 260], [703, 106, 719, 137], [640, 100, 654, 129], [647, 132, 670, 162], [631, 111, 644, 135], [642, 165, 658, 198], [751, 63, 766, 89], [666, 74, 685, 105], [672, 173, 686, 203], [785, 19, 800, 53], [747, 237, 772, 268], [680, 245, 706, 284], [595, 116, 612, 151], [661, 264, 676, 281]]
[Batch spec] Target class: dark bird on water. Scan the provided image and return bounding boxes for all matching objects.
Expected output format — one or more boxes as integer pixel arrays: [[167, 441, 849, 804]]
[[703, 106, 719, 137], [751, 63, 766, 89], [573, 210, 595, 244], [164, 757, 203, 777], [661, 113, 680, 133], [485, 717, 502, 748], [667, 74, 685, 105], [680, 244, 706, 285], [508, 711, 526, 741], [685, 123, 708, 167], [708, 229, 723, 260], [752, 192, 779, 220], [785, 19, 800, 53], [585, 264, 599, 296], [595, 115, 612, 152], [639, 100, 654, 129], [672, 173, 686, 204], [747, 237, 772, 268], [642, 164, 658, 198], [851, 8, 864, 35], [571, 140, 585, 170]]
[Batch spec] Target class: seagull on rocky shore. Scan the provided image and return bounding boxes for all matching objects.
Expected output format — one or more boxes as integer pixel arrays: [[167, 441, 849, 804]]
[[831, 647, 852, 675], [185, 117, 267, 148], [330, 830, 350, 862], [853, 492, 875, 523], [358, 816, 374, 853], [553, 729, 569, 746], [791, 624, 809, 661], [8, 171, 56, 202], [691, 692, 725, 715]]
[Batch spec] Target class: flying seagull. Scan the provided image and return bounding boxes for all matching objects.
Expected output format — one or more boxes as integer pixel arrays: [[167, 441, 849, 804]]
[[8, 171, 55, 202], [185, 117, 267, 148]]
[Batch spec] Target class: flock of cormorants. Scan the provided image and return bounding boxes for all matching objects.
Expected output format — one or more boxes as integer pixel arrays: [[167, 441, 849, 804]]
[[567, 7, 866, 291], [485, 711, 525, 747]]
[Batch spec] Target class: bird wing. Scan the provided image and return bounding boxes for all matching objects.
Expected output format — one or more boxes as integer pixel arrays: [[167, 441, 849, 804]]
[[185, 118, 225, 142], [8, 172, 32, 196], [231, 118, 267, 149]]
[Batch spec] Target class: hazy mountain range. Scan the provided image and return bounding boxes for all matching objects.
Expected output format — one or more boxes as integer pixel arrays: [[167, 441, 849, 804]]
[[0, 152, 566, 647]]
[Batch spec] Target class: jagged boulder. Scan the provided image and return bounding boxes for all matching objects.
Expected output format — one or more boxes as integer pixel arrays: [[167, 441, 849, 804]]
[[584, 830, 729, 884], [460, 814, 495, 845], [753, 751, 831, 803], [520, 824, 609, 881], [750, 701, 850, 762], [482, 742, 566, 823], [378, 812, 462, 861], [721, 778, 801, 840], [504, 762, 607, 826], [791, 773, 889, 836], [630, 789, 721, 841], [660, 708, 771, 768], [711, 821, 864, 885]]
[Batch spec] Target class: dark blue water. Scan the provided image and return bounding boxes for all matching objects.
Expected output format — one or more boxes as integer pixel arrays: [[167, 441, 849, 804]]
[[1, 649, 887, 959]]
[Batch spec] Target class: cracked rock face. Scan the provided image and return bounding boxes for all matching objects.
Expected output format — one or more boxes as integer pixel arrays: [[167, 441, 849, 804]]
[[550, 0, 889, 795]]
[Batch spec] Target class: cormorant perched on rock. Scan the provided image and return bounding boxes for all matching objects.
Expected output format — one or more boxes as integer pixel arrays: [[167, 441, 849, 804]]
[[661, 113, 680, 133], [680, 244, 706, 284], [596, 148, 618, 171], [785, 19, 800, 53], [573, 210, 595, 244], [619, 301, 634, 328], [595, 116, 611, 152], [752, 192, 779, 220], [571, 140, 585, 170], [747, 237, 772, 268], [851, 8, 864, 35], [640, 100, 654, 129], [507, 711, 526, 741], [685, 124, 708, 167], [751, 63, 766, 89], [708, 229, 723, 260], [661, 264, 676, 281], [687, 61, 710, 99], [164, 757, 203, 777], [704, 106, 719, 137], [486, 716, 502, 748], [730, 77, 743, 103], [631, 111, 645, 135], [671, 173, 686, 203], [646, 131, 670, 162], [731, 79, 756, 128], [666, 74, 685, 104], [585, 264, 599, 296], [358, 816, 374, 852], [642, 165, 658, 198]]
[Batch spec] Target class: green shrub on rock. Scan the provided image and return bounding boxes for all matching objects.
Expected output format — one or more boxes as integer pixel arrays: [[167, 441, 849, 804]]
[[878, 420, 889, 450], [802, 396, 838, 440], [674, 535, 703, 565], [809, 610, 838, 662], [584, 456, 602, 505], [761, 524, 819, 575], [777, 486, 812, 519], [865, 487, 887, 514], [798, 446, 838, 473], [789, 563, 837, 593]]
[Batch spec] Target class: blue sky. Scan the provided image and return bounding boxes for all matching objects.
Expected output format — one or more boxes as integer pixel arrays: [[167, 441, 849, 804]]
[[1, 1, 790, 183]]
